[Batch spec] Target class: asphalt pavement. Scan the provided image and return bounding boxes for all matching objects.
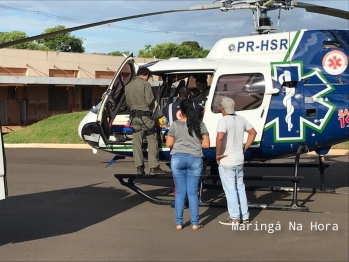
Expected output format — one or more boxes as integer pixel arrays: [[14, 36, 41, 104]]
[[0, 148, 348, 261]]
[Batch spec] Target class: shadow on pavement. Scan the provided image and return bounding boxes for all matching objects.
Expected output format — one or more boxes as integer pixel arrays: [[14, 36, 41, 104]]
[[0, 183, 166, 246]]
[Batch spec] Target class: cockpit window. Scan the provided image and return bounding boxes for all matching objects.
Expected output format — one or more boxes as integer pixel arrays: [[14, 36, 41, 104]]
[[211, 73, 265, 113], [324, 30, 349, 52], [91, 101, 102, 114]]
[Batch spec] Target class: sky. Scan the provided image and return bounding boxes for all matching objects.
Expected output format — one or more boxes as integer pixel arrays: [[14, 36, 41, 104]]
[[0, 0, 348, 55]]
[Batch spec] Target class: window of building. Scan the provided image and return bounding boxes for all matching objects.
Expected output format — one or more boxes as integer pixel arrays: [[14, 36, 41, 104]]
[[0, 101, 6, 125], [95, 98, 101, 105], [82, 86, 92, 110], [7, 87, 16, 99], [49, 69, 77, 78], [0, 68, 26, 76], [211, 73, 265, 113], [95, 71, 115, 79], [48, 85, 68, 111]]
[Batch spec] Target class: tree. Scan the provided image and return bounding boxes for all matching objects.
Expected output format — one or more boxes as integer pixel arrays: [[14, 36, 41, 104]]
[[138, 41, 209, 59], [138, 44, 152, 58], [150, 42, 179, 59], [37, 25, 85, 53], [181, 41, 201, 50], [0, 26, 85, 53], [179, 41, 209, 58], [0, 31, 42, 50]]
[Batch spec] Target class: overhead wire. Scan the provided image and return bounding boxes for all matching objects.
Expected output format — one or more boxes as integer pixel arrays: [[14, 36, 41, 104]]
[[0, 4, 232, 37]]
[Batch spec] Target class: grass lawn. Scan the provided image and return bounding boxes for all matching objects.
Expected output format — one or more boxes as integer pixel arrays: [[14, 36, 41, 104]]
[[3, 111, 88, 144]]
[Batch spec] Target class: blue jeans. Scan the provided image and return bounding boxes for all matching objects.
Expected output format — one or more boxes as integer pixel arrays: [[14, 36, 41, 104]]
[[171, 153, 203, 226], [218, 165, 249, 220]]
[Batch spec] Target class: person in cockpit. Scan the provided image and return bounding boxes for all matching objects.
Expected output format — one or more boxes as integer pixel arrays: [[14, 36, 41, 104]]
[[163, 86, 203, 126], [191, 76, 210, 107]]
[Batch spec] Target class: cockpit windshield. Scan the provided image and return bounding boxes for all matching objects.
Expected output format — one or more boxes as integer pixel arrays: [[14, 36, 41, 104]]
[[91, 101, 102, 114]]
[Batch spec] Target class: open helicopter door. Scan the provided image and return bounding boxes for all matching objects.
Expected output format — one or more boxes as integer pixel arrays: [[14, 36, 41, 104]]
[[204, 63, 275, 148], [0, 123, 8, 200], [96, 54, 136, 146]]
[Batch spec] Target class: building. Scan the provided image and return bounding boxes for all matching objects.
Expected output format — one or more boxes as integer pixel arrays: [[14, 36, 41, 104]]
[[0, 48, 157, 132]]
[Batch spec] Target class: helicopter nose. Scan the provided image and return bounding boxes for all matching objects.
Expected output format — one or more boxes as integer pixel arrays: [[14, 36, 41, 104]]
[[78, 111, 98, 142]]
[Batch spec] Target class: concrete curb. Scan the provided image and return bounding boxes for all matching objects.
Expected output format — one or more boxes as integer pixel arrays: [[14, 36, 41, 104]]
[[4, 143, 91, 149], [4, 144, 349, 156]]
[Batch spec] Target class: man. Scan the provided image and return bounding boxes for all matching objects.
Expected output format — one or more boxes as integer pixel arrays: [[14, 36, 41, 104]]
[[163, 86, 203, 125], [191, 77, 210, 107], [215, 97, 257, 225], [125, 67, 166, 176]]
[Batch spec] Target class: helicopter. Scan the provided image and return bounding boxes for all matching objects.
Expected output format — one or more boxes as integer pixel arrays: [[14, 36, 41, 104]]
[[0, 0, 348, 209], [74, 1, 348, 210]]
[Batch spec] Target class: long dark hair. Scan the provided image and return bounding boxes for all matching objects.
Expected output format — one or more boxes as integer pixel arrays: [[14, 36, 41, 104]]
[[180, 99, 202, 139]]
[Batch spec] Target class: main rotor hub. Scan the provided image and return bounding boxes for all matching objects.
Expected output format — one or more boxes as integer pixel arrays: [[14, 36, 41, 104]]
[[259, 10, 272, 27]]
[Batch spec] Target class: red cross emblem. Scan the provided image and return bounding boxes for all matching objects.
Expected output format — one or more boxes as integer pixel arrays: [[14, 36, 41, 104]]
[[322, 50, 348, 75]]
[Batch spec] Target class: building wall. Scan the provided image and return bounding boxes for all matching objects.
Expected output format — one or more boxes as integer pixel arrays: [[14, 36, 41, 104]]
[[0, 49, 158, 126], [26, 85, 48, 124], [0, 48, 153, 77]]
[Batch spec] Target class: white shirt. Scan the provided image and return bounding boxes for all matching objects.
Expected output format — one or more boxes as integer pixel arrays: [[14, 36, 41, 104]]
[[216, 115, 253, 166]]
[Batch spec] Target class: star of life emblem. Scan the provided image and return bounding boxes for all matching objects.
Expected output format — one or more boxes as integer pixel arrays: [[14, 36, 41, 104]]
[[322, 50, 348, 75]]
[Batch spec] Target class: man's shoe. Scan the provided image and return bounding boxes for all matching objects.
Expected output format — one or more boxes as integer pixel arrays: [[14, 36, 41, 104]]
[[219, 217, 240, 225], [149, 167, 167, 176], [136, 166, 145, 176]]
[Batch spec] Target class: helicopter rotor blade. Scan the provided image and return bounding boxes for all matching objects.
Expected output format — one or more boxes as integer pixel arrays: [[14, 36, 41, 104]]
[[0, 1, 347, 49], [293, 1, 349, 20], [0, 3, 224, 49]]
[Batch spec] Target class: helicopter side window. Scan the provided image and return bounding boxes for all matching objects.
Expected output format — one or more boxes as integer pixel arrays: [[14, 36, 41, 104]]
[[211, 73, 265, 113], [108, 64, 135, 114]]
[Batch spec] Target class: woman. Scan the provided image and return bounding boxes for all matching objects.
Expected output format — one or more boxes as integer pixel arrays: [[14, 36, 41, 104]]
[[166, 99, 210, 230]]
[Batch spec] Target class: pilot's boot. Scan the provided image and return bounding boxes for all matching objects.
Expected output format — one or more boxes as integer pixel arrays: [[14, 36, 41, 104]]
[[136, 166, 145, 176], [149, 167, 167, 176]]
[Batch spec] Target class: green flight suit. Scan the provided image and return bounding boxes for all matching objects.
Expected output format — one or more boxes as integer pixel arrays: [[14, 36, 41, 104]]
[[125, 76, 159, 169]]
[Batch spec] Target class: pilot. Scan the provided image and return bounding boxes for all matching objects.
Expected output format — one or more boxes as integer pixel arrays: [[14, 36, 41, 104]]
[[191, 76, 210, 107], [125, 67, 167, 176]]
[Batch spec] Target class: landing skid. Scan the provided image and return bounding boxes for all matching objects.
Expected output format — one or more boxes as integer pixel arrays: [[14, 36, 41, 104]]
[[116, 175, 173, 205], [199, 145, 309, 211], [115, 173, 308, 211], [242, 153, 335, 194], [114, 145, 310, 212]]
